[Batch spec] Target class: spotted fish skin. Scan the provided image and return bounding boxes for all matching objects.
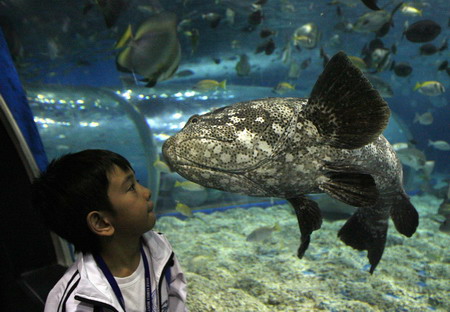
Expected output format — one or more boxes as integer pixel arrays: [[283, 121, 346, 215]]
[[163, 51, 419, 273]]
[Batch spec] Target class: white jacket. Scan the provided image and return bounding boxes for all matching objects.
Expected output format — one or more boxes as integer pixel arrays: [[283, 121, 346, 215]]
[[44, 231, 188, 312]]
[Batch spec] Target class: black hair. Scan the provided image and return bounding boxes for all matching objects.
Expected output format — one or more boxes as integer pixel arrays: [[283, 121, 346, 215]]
[[31, 149, 133, 254]]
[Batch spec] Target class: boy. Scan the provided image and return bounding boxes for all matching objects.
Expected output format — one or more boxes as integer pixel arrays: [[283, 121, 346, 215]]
[[32, 149, 188, 312]]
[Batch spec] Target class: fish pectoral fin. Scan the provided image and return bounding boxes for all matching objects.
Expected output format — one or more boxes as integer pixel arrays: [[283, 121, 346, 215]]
[[390, 192, 419, 237], [287, 196, 322, 259], [318, 169, 379, 207], [305, 51, 390, 149], [338, 208, 387, 274]]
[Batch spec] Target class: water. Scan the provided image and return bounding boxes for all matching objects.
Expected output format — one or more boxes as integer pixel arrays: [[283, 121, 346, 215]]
[[2, 0, 449, 310]]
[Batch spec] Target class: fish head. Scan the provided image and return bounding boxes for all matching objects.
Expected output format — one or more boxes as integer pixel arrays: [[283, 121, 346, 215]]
[[162, 98, 302, 192]]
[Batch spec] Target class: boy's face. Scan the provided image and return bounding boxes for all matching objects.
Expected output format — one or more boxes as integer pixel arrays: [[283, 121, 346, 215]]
[[106, 165, 156, 237]]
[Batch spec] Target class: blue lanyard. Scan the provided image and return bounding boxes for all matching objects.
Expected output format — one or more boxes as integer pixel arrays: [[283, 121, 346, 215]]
[[94, 245, 152, 312]]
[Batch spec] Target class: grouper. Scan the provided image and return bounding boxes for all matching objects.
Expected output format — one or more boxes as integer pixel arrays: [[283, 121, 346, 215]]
[[162, 51, 419, 273]]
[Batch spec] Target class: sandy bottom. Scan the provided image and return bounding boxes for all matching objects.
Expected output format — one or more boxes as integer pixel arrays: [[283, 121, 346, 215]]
[[156, 194, 449, 312]]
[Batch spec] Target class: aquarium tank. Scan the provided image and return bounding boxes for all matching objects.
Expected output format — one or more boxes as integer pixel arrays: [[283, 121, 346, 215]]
[[1, 0, 449, 311]]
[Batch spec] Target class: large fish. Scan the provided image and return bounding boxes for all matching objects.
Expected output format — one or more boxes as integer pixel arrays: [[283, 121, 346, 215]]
[[116, 12, 181, 87], [162, 51, 419, 273]]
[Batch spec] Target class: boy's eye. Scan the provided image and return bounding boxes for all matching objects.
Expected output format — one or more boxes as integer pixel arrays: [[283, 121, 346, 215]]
[[128, 183, 136, 192]]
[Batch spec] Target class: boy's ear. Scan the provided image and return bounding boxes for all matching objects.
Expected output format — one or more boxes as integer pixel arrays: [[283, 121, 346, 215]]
[[86, 211, 114, 237]]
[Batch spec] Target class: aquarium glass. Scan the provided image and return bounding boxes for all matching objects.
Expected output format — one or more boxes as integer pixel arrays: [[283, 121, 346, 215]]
[[2, 0, 449, 310]]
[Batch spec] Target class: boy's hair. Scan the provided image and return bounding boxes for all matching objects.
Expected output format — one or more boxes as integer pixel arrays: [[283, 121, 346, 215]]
[[31, 149, 133, 254]]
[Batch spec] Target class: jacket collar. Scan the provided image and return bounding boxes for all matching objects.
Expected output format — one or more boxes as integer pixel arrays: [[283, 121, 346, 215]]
[[73, 231, 173, 311]]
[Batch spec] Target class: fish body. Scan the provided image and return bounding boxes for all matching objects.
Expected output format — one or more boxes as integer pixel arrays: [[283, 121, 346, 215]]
[[116, 12, 181, 87], [353, 2, 402, 35], [194, 80, 227, 91], [353, 10, 391, 33], [175, 202, 194, 217], [367, 47, 391, 72], [292, 23, 321, 49], [414, 81, 445, 96], [395, 146, 426, 171], [392, 62, 413, 77], [414, 112, 433, 125], [288, 62, 301, 79], [236, 54, 251, 76], [256, 39, 275, 55], [404, 20, 441, 43], [400, 4, 422, 17], [273, 82, 295, 94], [428, 140, 450, 151], [202, 13, 221, 28], [163, 52, 419, 273], [419, 43, 438, 55], [246, 223, 281, 242]]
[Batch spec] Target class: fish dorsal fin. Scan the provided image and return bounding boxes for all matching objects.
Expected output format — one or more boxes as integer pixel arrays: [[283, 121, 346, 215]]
[[305, 51, 390, 149]]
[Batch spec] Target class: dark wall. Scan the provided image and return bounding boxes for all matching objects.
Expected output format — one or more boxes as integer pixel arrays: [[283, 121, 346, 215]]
[[0, 117, 56, 311]]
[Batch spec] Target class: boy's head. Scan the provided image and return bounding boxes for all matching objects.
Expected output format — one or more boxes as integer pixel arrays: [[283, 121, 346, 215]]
[[32, 149, 154, 254]]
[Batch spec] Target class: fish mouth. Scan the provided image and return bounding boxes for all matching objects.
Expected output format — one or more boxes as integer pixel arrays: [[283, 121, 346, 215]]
[[162, 140, 177, 172]]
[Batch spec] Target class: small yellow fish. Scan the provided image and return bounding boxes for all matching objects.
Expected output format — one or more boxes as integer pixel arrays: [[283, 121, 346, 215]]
[[414, 81, 445, 96], [273, 82, 295, 94], [175, 202, 193, 217], [292, 35, 310, 45], [400, 5, 422, 17], [153, 159, 171, 173], [194, 79, 227, 91], [174, 180, 205, 191], [246, 223, 281, 242]]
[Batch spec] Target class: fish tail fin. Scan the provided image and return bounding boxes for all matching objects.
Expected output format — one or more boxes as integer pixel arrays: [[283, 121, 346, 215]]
[[174, 181, 181, 187], [413, 82, 421, 90], [428, 139, 433, 146], [338, 207, 388, 274], [390, 192, 419, 237], [413, 113, 419, 123], [220, 80, 227, 90]]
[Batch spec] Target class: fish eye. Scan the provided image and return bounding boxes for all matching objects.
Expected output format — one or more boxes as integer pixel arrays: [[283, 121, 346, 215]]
[[188, 114, 199, 124]]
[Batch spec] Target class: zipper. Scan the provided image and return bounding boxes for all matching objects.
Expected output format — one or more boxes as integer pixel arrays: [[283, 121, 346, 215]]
[[74, 295, 121, 312], [158, 252, 175, 311]]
